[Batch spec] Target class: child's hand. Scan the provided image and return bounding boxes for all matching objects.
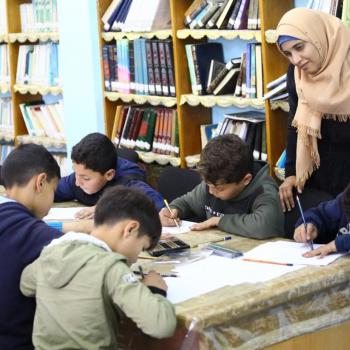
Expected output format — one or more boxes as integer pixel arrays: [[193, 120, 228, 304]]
[[303, 241, 337, 259], [191, 217, 220, 231], [294, 222, 318, 243], [142, 271, 167, 291], [75, 206, 95, 219], [159, 207, 179, 227]]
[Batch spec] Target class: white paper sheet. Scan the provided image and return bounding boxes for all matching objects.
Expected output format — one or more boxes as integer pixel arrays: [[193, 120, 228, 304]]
[[243, 240, 346, 266], [161, 220, 196, 234], [165, 255, 302, 304], [43, 207, 88, 221]]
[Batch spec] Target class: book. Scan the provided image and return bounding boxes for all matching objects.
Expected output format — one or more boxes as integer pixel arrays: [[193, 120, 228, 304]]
[[263, 81, 287, 100], [207, 57, 241, 94], [213, 67, 240, 95], [184, 0, 208, 26], [206, 0, 229, 28], [200, 123, 218, 148], [206, 59, 226, 91], [164, 40, 176, 97], [255, 44, 263, 99], [216, 0, 237, 29], [233, 0, 250, 29], [102, 0, 123, 31], [266, 74, 287, 90], [197, 3, 220, 28], [226, 0, 242, 29]]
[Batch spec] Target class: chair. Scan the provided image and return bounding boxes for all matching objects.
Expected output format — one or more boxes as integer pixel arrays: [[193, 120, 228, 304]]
[[116, 148, 140, 164], [0, 165, 3, 186], [157, 166, 201, 203], [284, 188, 334, 240]]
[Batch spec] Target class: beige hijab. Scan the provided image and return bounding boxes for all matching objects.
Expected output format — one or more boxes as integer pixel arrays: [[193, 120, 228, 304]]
[[276, 8, 350, 187]]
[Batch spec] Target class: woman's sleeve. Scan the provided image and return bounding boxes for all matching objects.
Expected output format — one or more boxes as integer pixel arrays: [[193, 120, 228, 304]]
[[285, 65, 298, 177]]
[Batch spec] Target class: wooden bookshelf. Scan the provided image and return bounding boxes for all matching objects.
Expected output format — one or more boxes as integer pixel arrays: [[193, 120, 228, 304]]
[[97, 0, 293, 169], [0, 0, 67, 169]]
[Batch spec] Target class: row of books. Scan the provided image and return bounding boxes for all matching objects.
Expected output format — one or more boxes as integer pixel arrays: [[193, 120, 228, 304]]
[[101, 0, 171, 32], [16, 43, 60, 87], [217, 110, 266, 160], [19, 100, 65, 141], [0, 144, 14, 165], [19, 0, 59, 33], [0, 44, 9, 84], [111, 105, 179, 156], [307, 0, 340, 15], [0, 0, 7, 35], [0, 98, 13, 138], [102, 39, 175, 96], [184, 0, 260, 30]]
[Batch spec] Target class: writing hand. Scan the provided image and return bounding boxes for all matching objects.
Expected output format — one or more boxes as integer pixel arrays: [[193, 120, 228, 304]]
[[294, 222, 318, 243], [142, 271, 168, 291], [159, 207, 180, 227]]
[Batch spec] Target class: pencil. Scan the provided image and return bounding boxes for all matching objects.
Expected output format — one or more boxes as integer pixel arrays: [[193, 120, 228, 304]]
[[163, 199, 180, 230], [134, 270, 179, 278], [296, 195, 314, 250], [242, 258, 293, 266]]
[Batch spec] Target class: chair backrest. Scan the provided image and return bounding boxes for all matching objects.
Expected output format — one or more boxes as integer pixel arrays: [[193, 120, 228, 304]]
[[157, 166, 201, 203], [116, 148, 140, 164]]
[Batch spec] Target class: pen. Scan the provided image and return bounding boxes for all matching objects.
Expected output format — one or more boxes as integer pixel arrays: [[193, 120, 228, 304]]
[[242, 258, 293, 266], [211, 236, 232, 243], [134, 270, 179, 278], [138, 265, 145, 279], [164, 199, 180, 230], [296, 195, 314, 250]]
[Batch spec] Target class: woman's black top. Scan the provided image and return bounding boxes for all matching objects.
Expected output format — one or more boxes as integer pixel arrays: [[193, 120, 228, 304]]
[[285, 65, 350, 196]]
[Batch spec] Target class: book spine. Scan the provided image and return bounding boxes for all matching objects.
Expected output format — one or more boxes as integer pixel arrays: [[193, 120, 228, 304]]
[[128, 40, 135, 94], [207, 61, 232, 94], [151, 40, 162, 96], [102, 45, 111, 91], [158, 41, 170, 96], [164, 40, 176, 96], [190, 45, 203, 95]]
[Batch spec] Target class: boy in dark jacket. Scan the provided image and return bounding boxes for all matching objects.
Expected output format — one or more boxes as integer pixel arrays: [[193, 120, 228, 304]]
[[159, 134, 284, 239], [55, 132, 164, 218], [294, 182, 350, 258], [0, 144, 92, 350]]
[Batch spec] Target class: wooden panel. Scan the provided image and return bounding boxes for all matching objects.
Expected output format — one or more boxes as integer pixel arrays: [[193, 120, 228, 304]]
[[266, 319, 350, 350], [6, 0, 30, 33], [259, 0, 293, 172]]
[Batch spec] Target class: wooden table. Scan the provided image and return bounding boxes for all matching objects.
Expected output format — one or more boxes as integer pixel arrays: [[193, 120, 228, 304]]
[[121, 230, 350, 350]]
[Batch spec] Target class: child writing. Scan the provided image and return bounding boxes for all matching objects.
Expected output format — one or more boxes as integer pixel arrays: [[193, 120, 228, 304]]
[[159, 134, 284, 239], [20, 186, 176, 349], [54, 132, 164, 218], [0, 144, 92, 350], [294, 182, 350, 258]]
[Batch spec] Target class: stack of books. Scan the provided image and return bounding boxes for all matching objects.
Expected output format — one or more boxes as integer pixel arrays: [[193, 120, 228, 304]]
[[263, 74, 288, 102], [0, 44, 9, 85], [111, 105, 179, 156], [217, 110, 266, 160], [0, 144, 14, 165], [306, 0, 340, 15], [101, 0, 171, 32], [19, 0, 59, 33], [184, 0, 260, 30], [19, 100, 65, 141], [103, 38, 175, 96], [16, 43, 60, 87]]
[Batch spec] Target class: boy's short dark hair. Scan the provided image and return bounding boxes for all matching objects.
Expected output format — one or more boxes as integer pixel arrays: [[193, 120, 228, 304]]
[[94, 186, 161, 249], [197, 134, 253, 185], [342, 182, 350, 221], [71, 133, 117, 174], [1, 143, 61, 189]]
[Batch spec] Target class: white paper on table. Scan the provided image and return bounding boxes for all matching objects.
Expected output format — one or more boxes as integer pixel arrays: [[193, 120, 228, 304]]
[[243, 240, 347, 266], [165, 255, 302, 304], [43, 207, 88, 221], [161, 220, 196, 234]]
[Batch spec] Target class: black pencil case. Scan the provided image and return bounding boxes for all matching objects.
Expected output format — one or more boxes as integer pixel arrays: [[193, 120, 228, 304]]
[[149, 238, 190, 257]]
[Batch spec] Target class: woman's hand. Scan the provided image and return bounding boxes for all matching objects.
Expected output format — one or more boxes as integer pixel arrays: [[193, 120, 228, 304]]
[[279, 176, 297, 212]]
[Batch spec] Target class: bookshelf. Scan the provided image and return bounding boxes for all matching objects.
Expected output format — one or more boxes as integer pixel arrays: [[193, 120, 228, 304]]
[[96, 0, 294, 171], [0, 0, 67, 172]]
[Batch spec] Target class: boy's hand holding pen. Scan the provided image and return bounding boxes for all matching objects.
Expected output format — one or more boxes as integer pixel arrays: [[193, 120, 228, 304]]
[[137, 266, 168, 291], [295, 195, 315, 250], [159, 200, 181, 228]]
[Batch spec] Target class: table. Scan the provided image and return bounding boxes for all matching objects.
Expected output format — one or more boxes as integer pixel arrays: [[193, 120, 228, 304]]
[[121, 230, 350, 350]]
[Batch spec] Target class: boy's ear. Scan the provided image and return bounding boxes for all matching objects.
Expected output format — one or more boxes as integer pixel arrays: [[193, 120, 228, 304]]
[[242, 173, 253, 186], [123, 220, 140, 238], [104, 169, 115, 181], [34, 173, 48, 192]]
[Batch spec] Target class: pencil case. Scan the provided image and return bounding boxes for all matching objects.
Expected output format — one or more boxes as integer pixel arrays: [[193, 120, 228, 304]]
[[207, 243, 243, 259], [149, 238, 190, 257]]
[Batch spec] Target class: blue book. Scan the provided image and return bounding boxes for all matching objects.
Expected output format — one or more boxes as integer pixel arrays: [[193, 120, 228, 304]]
[[140, 39, 149, 95]]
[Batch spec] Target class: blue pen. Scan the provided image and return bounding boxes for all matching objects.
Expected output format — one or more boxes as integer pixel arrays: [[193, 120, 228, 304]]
[[296, 195, 314, 250]]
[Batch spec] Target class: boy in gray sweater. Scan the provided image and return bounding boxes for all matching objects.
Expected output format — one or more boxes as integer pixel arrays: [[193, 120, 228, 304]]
[[159, 134, 284, 239]]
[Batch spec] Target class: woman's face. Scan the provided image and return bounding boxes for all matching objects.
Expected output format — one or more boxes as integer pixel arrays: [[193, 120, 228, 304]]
[[281, 39, 323, 75]]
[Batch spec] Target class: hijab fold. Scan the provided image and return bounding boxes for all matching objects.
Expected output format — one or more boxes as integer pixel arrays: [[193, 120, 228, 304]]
[[276, 8, 350, 186]]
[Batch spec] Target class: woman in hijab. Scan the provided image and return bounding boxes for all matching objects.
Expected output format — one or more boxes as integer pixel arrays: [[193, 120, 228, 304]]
[[276, 8, 350, 219]]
